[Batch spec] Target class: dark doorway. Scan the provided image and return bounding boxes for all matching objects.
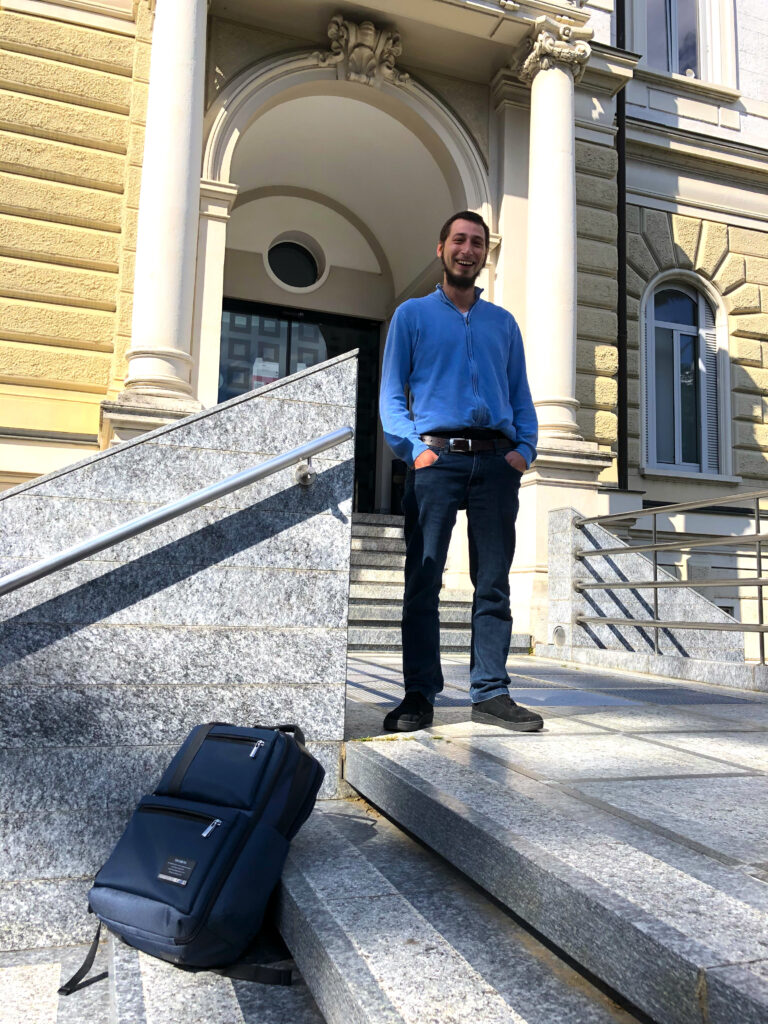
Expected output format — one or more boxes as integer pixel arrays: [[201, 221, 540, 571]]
[[219, 299, 381, 513]]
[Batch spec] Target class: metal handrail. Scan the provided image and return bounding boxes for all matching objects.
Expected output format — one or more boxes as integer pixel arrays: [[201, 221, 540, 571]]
[[575, 487, 768, 526], [0, 426, 354, 599], [573, 486, 768, 661]]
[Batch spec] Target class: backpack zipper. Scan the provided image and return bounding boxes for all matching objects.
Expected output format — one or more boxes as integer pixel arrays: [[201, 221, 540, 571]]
[[174, 731, 291, 945], [208, 733, 268, 758], [139, 805, 223, 838]]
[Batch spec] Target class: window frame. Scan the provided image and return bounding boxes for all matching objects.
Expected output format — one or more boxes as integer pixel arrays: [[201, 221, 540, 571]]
[[641, 274, 733, 480], [629, 0, 738, 89]]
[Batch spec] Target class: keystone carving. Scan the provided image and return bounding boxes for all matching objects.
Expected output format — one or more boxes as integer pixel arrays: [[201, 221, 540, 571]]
[[514, 17, 592, 85], [315, 14, 409, 87]]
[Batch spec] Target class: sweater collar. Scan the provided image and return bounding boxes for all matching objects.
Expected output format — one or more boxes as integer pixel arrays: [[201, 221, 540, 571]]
[[435, 283, 484, 314]]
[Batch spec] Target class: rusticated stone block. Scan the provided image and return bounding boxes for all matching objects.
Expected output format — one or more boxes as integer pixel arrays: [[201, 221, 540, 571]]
[[0, 341, 110, 389], [671, 214, 701, 270], [714, 253, 747, 295], [0, 297, 113, 349], [695, 221, 728, 278], [731, 314, 768, 340], [0, 172, 122, 230], [577, 238, 617, 274], [627, 233, 658, 280], [0, 11, 133, 71], [0, 92, 128, 152], [575, 140, 618, 177], [627, 205, 641, 233], [578, 272, 617, 310], [0, 131, 124, 190], [746, 257, 768, 286], [735, 421, 768, 449], [576, 173, 616, 210], [576, 340, 618, 375], [643, 209, 675, 268], [733, 393, 763, 422], [735, 448, 768, 478], [763, 286, 768, 311], [577, 408, 618, 443], [0, 51, 131, 114], [577, 206, 617, 242], [727, 283, 762, 315], [733, 363, 768, 394], [0, 256, 117, 311], [576, 373, 617, 409], [731, 336, 763, 366], [627, 296, 640, 320], [577, 306, 617, 342], [0, 214, 119, 271], [730, 227, 768, 259]]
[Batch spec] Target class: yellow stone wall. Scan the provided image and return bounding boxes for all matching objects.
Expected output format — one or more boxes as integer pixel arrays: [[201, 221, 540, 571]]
[[0, 3, 151, 489], [625, 205, 768, 483], [575, 140, 619, 478]]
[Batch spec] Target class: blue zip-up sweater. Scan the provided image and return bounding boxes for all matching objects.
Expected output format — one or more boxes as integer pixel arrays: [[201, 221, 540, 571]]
[[379, 286, 538, 467]]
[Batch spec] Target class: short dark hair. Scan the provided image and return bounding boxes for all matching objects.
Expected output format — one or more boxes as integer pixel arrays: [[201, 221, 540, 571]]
[[439, 211, 490, 249]]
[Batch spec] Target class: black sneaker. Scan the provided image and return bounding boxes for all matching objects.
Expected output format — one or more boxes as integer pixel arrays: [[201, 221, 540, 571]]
[[471, 694, 543, 732], [383, 692, 434, 732]]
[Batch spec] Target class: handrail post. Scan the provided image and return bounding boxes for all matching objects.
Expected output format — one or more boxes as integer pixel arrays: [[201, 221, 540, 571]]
[[757, 498, 765, 665], [652, 516, 659, 655]]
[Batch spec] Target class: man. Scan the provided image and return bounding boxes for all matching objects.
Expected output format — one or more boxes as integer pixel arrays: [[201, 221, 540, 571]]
[[379, 210, 543, 733]]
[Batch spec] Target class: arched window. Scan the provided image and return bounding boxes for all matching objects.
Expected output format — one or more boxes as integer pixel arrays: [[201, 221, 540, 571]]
[[644, 283, 722, 474]]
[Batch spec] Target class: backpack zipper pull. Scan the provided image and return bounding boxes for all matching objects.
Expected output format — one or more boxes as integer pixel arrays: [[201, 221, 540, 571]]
[[250, 740, 265, 758], [201, 818, 222, 838]]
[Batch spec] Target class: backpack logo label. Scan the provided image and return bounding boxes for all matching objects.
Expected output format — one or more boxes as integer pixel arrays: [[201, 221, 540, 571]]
[[158, 856, 196, 886]]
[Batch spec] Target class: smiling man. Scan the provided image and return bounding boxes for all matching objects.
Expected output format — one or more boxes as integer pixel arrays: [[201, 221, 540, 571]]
[[379, 210, 542, 733]]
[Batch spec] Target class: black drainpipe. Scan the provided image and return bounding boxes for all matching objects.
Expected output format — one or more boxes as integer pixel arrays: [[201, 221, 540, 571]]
[[616, 0, 629, 491]]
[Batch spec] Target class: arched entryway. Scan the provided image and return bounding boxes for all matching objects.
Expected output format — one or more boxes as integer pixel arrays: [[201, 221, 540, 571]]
[[193, 47, 490, 511]]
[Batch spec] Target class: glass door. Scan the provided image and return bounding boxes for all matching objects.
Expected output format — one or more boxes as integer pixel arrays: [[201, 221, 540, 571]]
[[219, 300, 381, 513]]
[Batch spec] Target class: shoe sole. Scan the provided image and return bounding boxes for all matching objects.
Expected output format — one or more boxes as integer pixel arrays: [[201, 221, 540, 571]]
[[471, 710, 543, 732], [382, 714, 434, 733]]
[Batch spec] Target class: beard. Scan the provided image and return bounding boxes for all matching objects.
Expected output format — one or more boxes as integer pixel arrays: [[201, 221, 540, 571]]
[[441, 253, 483, 290]]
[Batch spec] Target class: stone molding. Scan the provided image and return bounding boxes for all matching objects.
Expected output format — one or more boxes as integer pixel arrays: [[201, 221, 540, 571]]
[[514, 16, 593, 86], [314, 14, 409, 87]]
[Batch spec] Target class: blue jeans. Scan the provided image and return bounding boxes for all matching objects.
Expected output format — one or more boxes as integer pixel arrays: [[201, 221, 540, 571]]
[[400, 448, 521, 704]]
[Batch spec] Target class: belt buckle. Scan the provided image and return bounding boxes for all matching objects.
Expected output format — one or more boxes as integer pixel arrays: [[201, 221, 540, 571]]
[[448, 437, 469, 453]]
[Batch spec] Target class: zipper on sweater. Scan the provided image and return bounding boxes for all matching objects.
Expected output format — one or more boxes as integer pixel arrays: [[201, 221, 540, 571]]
[[174, 731, 292, 945]]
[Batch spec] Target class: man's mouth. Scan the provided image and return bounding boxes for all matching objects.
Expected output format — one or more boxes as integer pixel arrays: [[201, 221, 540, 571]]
[[455, 260, 474, 268]]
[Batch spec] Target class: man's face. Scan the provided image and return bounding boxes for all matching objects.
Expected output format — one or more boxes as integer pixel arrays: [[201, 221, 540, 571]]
[[437, 218, 488, 288]]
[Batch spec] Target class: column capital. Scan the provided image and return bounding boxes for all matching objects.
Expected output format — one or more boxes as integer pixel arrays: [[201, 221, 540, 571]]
[[514, 16, 592, 86]]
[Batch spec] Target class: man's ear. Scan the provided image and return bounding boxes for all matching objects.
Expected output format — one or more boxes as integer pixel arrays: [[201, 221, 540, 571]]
[[436, 241, 443, 259]]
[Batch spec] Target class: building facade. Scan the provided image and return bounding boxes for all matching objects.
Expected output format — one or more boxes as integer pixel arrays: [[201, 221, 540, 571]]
[[1, 0, 766, 638]]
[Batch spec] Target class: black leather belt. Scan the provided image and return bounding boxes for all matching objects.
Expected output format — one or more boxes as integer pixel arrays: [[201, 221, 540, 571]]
[[421, 434, 512, 453]]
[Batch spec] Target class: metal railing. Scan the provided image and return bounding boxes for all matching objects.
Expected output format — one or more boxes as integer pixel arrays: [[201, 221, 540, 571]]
[[573, 488, 768, 663], [0, 426, 354, 599]]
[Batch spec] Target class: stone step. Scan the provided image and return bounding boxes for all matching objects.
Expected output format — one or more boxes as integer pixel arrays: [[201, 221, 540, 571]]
[[350, 513, 404, 527], [109, 933, 323, 1024], [350, 550, 406, 569], [350, 567, 406, 584], [351, 524, 405, 541], [350, 535, 405, 553], [349, 602, 470, 623], [279, 800, 644, 1024], [349, 581, 473, 604], [345, 727, 768, 1024], [348, 626, 472, 651], [0, 942, 111, 1024]]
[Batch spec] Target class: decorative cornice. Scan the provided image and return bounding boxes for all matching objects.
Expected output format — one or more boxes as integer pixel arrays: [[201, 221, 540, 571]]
[[513, 16, 593, 86], [314, 14, 409, 87]]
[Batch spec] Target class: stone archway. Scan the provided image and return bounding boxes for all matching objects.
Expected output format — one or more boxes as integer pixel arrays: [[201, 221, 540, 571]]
[[191, 27, 491, 407]]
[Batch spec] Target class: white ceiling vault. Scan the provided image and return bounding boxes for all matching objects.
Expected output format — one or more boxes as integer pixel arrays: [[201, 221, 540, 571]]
[[228, 94, 454, 297]]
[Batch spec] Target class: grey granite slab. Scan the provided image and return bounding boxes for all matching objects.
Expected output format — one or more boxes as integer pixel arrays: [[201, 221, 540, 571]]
[[110, 939, 145, 1024], [556, 705, 768, 733], [461, 731, 752, 781], [707, 959, 768, 1024], [0, 879, 93, 951], [570, 776, 768, 863], [0, 682, 345, 745], [0, 623, 347, 689], [0, 958, 61, 1024], [504, 688, 643, 708], [283, 804, 641, 1024], [0, 942, 110, 1024], [635, 731, 768, 771], [150, 396, 356, 457], [138, 952, 244, 1024], [0, 808, 132, 880], [0, 561, 349, 629], [345, 739, 768, 1024], [56, 942, 110, 1024]]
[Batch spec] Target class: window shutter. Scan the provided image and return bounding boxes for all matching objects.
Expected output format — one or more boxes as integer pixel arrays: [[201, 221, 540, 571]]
[[702, 300, 719, 473]]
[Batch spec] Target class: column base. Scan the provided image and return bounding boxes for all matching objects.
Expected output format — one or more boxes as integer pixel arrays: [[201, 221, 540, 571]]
[[100, 391, 202, 447], [510, 439, 615, 643]]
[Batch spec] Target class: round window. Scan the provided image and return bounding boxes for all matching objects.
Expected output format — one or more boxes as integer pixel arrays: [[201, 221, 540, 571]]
[[267, 241, 319, 289]]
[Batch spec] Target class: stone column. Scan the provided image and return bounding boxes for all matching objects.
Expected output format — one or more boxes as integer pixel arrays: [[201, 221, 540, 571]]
[[520, 17, 591, 441], [103, 0, 207, 443]]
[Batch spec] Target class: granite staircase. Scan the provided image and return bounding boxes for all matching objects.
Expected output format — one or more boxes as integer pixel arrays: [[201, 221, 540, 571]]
[[349, 513, 531, 654]]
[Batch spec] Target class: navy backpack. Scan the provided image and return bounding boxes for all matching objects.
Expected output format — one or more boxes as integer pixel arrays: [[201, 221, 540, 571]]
[[60, 722, 324, 993]]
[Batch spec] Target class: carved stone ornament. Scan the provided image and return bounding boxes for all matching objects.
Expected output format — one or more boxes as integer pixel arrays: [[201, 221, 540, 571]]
[[515, 18, 593, 85], [314, 14, 410, 87]]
